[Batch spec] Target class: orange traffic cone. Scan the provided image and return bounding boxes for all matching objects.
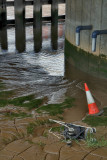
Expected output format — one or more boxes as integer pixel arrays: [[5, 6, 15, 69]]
[[84, 83, 103, 115]]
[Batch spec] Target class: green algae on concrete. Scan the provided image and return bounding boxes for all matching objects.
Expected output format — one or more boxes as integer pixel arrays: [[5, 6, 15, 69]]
[[65, 39, 107, 79], [88, 53, 99, 75], [37, 97, 75, 116], [65, 39, 89, 73], [99, 55, 107, 78]]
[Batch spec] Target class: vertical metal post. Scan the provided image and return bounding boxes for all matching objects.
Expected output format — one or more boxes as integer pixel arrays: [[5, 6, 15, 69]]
[[0, 0, 2, 29], [14, 0, 25, 53], [33, 0, 42, 53], [0, 0, 8, 50], [51, 0, 58, 50]]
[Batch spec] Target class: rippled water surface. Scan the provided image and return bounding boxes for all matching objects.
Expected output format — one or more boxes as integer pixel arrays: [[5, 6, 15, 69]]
[[0, 22, 71, 103], [1, 21, 107, 108]]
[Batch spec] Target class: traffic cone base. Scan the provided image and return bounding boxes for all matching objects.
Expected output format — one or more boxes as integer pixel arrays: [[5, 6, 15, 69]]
[[87, 109, 104, 116], [88, 103, 100, 115]]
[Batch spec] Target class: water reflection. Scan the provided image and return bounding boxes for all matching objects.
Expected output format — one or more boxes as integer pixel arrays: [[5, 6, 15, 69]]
[[0, 0, 8, 51], [0, 21, 107, 110], [0, 22, 65, 53], [51, 0, 58, 50], [0, 27, 8, 50], [33, 0, 42, 52], [65, 40, 107, 79], [0, 22, 66, 103], [14, 0, 26, 53]]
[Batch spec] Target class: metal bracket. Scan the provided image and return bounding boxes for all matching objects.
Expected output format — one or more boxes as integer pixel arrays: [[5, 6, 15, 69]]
[[76, 25, 92, 46], [92, 30, 107, 52]]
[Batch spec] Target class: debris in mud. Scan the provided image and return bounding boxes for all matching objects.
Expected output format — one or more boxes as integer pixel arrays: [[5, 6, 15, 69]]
[[0, 105, 32, 119], [0, 105, 27, 113], [27, 119, 55, 135], [49, 119, 96, 146]]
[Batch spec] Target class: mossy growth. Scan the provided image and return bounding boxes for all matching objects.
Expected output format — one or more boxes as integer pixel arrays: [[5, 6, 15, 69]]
[[43, 131, 48, 137], [83, 108, 107, 127], [65, 39, 90, 72], [5, 112, 31, 119], [51, 126, 64, 133], [0, 90, 15, 107], [27, 123, 36, 135], [37, 97, 75, 116], [27, 119, 54, 135], [0, 81, 6, 90], [103, 107, 107, 116], [37, 141, 46, 148], [57, 115, 64, 120], [99, 54, 107, 59], [86, 133, 107, 148], [0, 90, 14, 99], [0, 93, 45, 110], [65, 38, 107, 78], [9, 95, 45, 110]]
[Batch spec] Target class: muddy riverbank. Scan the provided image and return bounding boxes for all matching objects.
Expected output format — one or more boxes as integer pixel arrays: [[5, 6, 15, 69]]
[[0, 62, 107, 160], [0, 3, 107, 160], [0, 95, 106, 160]]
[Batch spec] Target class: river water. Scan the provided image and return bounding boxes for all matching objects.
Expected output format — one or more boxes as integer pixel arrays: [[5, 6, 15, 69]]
[[0, 4, 107, 122], [0, 3, 71, 105], [0, 22, 69, 103]]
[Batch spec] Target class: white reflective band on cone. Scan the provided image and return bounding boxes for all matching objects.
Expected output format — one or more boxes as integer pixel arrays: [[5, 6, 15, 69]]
[[86, 91, 95, 104], [76, 33, 80, 46]]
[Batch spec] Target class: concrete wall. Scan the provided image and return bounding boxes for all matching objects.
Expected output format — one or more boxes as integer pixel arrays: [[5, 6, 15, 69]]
[[65, 0, 107, 56]]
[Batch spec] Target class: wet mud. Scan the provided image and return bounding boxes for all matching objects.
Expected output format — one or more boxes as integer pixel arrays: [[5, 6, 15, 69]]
[[0, 58, 107, 160], [64, 62, 107, 122], [0, 115, 106, 160]]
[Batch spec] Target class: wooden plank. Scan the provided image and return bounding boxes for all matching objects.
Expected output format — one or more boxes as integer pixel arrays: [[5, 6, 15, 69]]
[[6, 1, 14, 7], [6, 0, 65, 7], [0, 0, 2, 27], [0, 27, 8, 51], [51, 0, 58, 50], [33, 0, 42, 52], [7, 15, 65, 25], [14, 0, 26, 53], [0, 0, 8, 50]]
